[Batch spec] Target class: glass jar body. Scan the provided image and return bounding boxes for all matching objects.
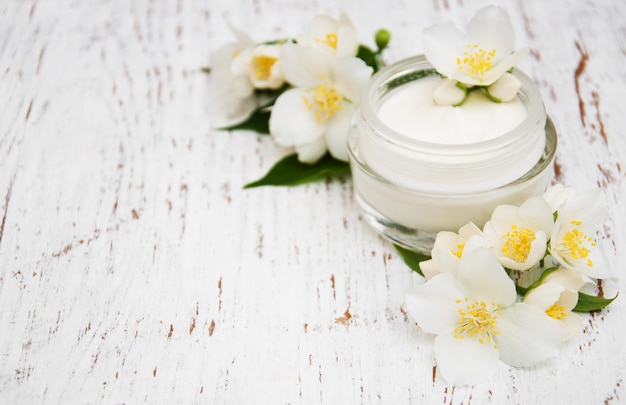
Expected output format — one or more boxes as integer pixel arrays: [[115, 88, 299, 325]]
[[348, 56, 557, 253]]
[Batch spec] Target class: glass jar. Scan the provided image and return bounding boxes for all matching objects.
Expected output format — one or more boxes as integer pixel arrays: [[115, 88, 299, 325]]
[[348, 55, 557, 253]]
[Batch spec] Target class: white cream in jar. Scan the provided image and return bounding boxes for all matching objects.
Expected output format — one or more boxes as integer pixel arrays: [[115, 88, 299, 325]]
[[378, 75, 526, 145], [348, 55, 557, 252]]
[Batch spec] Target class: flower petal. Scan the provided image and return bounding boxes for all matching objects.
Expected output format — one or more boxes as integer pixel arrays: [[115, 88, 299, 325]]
[[405, 273, 464, 335], [466, 6, 515, 56], [269, 88, 325, 146], [208, 45, 256, 122], [519, 196, 555, 234], [423, 23, 467, 78], [280, 42, 334, 87], [543, 184, 576, 212], [419, 259, 440, 280], [559, 189, 607, 230], [581, 247, 611, 279], [430, 231, 464, 276], [523, 282, 566, 311], [457, 247, 517, 305], [484, 204, 518, 236], [304, 14, 340, 43], [560, 312, 584, 340], [331, 57, 373, 102], [542, 268, 591, 291], [463, 234, 492, 251], [324, 107, 353, 161], [495, 303, 563, 367], [299, 13, 358, 58], [434, 334, 499, 386], [473, 47, 528, 85], [223, 12, 255, 47], [295, 137, 327, 164], [336, 24, 359, 58], [459, 222, 485, 240]]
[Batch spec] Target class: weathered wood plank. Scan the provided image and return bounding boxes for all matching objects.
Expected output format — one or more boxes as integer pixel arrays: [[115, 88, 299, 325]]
[[1, 0, 625, 403]]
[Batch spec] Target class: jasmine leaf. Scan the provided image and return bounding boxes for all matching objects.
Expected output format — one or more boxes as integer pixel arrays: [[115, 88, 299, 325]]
[[244, 153, 349, 188], [218, 108, 272, 134], [357, 44, 379, 71], [515, 284, 529, 296], [573, 292, 617, 313], [394, 244, 429, 277], [201, 66, 211, 74]]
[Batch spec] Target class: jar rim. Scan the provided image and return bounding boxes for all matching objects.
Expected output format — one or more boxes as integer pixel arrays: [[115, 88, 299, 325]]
[[349, 116, 557, 196], [360, 55, 546, 154]]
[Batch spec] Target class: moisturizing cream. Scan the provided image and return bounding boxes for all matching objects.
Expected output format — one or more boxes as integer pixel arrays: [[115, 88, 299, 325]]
[[348, 55, 557, 252]]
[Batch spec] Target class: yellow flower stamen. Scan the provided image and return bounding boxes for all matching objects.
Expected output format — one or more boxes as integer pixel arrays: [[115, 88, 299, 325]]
[[501, 224, 536, 263], [301, 79, 344, 124], [316, 33, 338, 50], [454, 298, 501, 349], [545, 303, 567, 320], [451, 243, 465, 258], [252, 55, 278, 80], [456, 44, 497, 79], [558, 220, 596, 266]]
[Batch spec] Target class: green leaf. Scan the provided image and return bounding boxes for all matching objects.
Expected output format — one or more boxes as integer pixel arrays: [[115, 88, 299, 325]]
[[218, 108, 272, 134], [393, 244, 430, 277], [201, 66, 211, 74], [244, 153, 349, 188], [357, 44, 379, 72], [573, 292, 617, 313]]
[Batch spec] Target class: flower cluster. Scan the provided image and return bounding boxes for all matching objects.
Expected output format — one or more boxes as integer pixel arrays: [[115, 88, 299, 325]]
[[405, 184, 615, 386], [424, 6, 528, 106], [207, 14, 389, 186], [208, 9, 618, 388]]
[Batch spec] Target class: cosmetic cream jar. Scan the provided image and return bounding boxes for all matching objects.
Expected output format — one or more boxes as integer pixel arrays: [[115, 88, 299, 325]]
[[348, 55, 557, 253]]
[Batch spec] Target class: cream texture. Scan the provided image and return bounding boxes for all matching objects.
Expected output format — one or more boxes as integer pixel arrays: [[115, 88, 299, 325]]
[[377, 75, 527, 145]]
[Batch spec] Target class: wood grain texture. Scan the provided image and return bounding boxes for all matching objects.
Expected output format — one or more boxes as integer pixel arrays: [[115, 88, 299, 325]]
[[1, 0, 625, 403]]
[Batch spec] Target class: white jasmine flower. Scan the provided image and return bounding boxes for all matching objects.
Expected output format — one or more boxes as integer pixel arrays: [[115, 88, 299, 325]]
[[420, 223, 489, 280], [548, 190, 611, 278], [406, 247, 563, 386], [523, 280, 583, 340], [543, 183, 576, 212], [245, 44, 286, 89], [297, 13, 359, 58], [424, 6, 528, 87], [483, 197, 554, 271], [487, 72, 521, 102], [432, 78, 468, 106], [269, 43, 373, 163], [208, 26, 256, 122]]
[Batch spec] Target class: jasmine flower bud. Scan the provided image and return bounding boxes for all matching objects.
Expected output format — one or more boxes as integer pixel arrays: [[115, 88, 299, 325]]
[[487, 72, 521, 102], [375, 29, 391, 51], [433, 78, 468, 106]]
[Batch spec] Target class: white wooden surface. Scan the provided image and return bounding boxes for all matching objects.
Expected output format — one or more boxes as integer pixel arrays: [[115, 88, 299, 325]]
[[1, 0, 625, 403]]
